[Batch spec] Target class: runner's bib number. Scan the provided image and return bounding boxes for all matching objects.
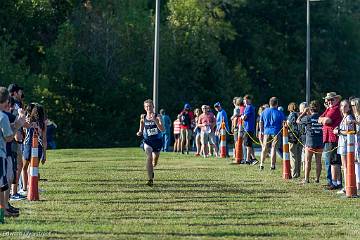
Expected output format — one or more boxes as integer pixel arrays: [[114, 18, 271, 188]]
[[147, 128, 159, 136]]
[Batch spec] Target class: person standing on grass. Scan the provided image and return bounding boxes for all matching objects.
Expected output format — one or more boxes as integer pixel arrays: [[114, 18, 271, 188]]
[[318, 92, 342, 190], [159, 109, 171, 152], [231, 97, 243, 158], [256, 104, 268, 147], [0, 87, 26, 218], [22, 104, 47, 195], [259, 97, 285, 170], [333, 99, 355, 194], [8, 84, 26, 201], [178, 104, 194, 154], [298, 102, 309, 171], [173, 118, 181, 153], [350, 98, 360, 190], [297, 101, 323, 184], [214, 102, 229, 157], [137, 99, 164, 186], [193, 108, 202, 156], [198, 105, 217, 158], [2, 98, 19, 216], [287, 102, 302, 178], [241, 95, 258, 164]]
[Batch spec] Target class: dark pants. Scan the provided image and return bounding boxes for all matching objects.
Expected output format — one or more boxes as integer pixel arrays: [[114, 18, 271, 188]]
[[323, 143, 333, 185]]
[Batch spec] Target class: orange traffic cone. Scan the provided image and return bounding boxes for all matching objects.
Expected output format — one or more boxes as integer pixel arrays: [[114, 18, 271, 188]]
[[220, 120, 227, 158], [0, 204, 4, 224], [346, 131, 357, 198], [28, 129, 40, 201], [234, 118, 243, 164], [282, 123, 291, 179]]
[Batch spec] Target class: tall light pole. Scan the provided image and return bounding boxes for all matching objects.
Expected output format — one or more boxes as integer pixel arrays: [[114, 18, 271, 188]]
[[306, 0, 322, 104], [153, 0, 160, 112]]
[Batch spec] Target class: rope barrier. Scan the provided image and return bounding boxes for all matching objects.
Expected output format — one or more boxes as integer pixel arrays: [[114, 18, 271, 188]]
[[225, 123, 284, 145], [287, 123, 338, 154], [223, 119, 339, 155], [243, 127, 283, 145]]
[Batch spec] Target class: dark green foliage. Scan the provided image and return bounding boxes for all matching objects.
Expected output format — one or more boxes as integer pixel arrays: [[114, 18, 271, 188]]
[[0, 0, 359, 147]]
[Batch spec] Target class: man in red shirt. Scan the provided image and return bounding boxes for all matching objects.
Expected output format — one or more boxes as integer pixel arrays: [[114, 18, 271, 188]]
[[318, 92, 342, 189], [178, 103, 194, 154]]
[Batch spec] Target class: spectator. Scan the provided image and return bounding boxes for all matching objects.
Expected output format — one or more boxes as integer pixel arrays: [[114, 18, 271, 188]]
[[178, 104, 194, 154], [297, 101, 323, 184], [173, 118, 181, 153], [159, 109, 171, 152], [193, 108, 202, 156], [256, 104, 268, 147], [287, 102, 302, 178], [231, 97, 243, 158], [318, 92, 342, 190], [46, 119, 57, 149], [214, 102, 229, 157], [333, 99, 355, 194], [198, 105, 217, 158], [22, 104, 47, 194], [8, 84, 26, 201], [241, 95, 258, 164], [0, 87, 26, 217], [351, 98, 360, 190], [259, 97, 285, 170], [298, 102, 309, 171]]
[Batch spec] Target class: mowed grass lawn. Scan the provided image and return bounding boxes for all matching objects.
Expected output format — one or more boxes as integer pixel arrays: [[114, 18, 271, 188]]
[[1, 148, 360, 239]]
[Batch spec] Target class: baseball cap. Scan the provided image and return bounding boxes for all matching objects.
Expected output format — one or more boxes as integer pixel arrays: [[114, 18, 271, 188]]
[[8, 83, 23, 93], [184, 103, 191, 109], [214, 102, 221, 108]]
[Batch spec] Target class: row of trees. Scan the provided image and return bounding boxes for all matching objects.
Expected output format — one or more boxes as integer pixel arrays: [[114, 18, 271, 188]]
[[0, 0, 359, 147]]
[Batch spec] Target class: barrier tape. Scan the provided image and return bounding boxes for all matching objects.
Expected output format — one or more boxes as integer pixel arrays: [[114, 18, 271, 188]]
[[287, 123, 338, 154]]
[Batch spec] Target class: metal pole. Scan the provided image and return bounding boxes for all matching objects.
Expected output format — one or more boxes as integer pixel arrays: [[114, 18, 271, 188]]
[[153, 0, 160, 113], [306, 0, 310, 104]]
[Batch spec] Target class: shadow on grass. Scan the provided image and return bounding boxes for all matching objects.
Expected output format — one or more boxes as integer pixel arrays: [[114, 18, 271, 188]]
[[0, 229, 288, 238]]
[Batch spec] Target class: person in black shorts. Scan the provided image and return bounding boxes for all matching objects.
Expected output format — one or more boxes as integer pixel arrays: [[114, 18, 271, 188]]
[[241, 95, 258, 165], [136, 99, 164, 186]]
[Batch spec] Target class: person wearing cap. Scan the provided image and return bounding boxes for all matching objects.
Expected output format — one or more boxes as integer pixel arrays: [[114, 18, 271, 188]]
[[318, 92, 342, 190], [259, 97, 285, 170], [214, 102, 229, 156], [178, 104, 194, 154]]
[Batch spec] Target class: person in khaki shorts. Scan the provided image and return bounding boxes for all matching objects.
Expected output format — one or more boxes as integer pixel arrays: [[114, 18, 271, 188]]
[[198, 105, 217, 158], [259, 97, 285, 170]]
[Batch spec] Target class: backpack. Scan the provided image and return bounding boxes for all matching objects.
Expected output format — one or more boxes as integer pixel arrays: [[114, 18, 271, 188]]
[[288, 112, 300, 143], [179, 111, 190, 127]]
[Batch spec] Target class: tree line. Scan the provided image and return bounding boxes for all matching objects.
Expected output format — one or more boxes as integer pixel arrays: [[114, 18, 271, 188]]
[[0, 0, 359, 147]]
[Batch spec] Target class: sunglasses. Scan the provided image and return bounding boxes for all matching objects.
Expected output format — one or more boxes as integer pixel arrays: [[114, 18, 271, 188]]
[[327, 98, 335, 102]]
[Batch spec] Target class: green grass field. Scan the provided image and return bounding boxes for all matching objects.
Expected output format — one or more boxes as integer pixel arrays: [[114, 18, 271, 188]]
[[1, 148, 360, 239]]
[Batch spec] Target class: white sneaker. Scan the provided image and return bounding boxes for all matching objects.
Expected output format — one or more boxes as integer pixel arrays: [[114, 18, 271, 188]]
[[18, 189, 28, 196], [336, 188, 346, 194]]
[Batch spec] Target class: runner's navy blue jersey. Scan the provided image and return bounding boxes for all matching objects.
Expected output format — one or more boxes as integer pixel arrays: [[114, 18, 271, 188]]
[[143, 115, 162, 140]]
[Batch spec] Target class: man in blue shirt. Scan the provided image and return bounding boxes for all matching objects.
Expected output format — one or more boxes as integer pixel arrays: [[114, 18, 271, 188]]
[[159, 109, 172, 152], [241, 95, 258, 165], [214, 102, 229, 157], [259, 97, 285, 170]]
